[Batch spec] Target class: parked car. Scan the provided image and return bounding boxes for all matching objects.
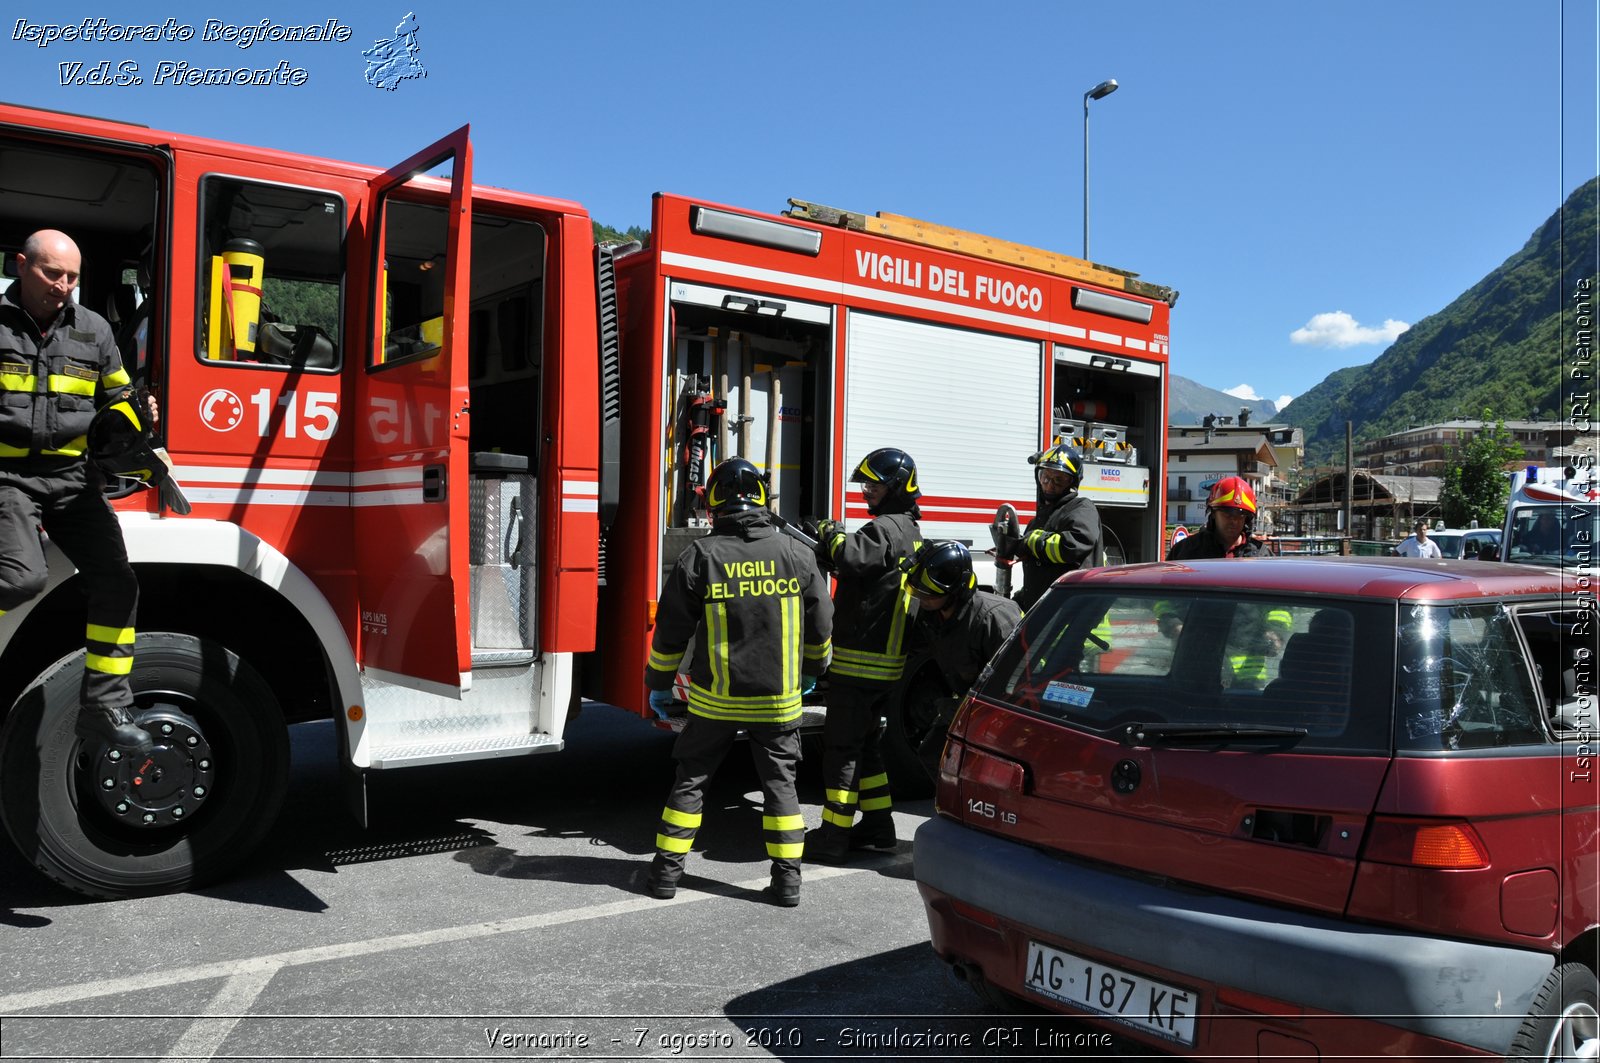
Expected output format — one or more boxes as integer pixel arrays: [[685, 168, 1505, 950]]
[[916, 557, 1595, 1059], [1430, 527, 1503, 560]]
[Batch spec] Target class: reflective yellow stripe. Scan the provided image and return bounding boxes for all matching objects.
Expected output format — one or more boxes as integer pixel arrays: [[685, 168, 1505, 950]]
[[822, 808, 856, 828], [85, 652, 134, 675], [860, 796, 893, 812], [859, 772, 889, 791], [704, 601, 730, 696], [42, 435, 87, 457], [647, 646, 684, 671], [0, 443, 25, 457], [103, 366, 131, 388], [825, 788, 858, 806], [87, 624, 136, 645], [763, 814, 804, 832], [660, 806, 702, 829], [767, 841, 804, 859], [782, 593, 800, 694], [685, 683, 801, 711], [804, 638, 831, 661], [655, 833, 693, 854], [47, 374, 96, 396], [0, 372, 37, 392]]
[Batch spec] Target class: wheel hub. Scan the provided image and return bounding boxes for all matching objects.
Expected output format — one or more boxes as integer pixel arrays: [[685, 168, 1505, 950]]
[[86, 702, 214, 828]]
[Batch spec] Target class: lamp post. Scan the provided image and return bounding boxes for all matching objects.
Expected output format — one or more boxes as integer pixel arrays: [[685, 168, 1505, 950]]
[[1083, 78, 1119, 260]]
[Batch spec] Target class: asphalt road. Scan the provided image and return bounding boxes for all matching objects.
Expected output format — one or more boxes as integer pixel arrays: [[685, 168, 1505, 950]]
[[0, 703, 1151, 1061]]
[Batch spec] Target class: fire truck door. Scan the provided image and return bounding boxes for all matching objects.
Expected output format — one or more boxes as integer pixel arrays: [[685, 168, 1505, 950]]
[[355, 127, 475, 695]]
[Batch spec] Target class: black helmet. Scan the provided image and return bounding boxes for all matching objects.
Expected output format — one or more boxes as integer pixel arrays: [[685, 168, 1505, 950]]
[[849, 447, 920, 514], [88, 395, 191, 514], [705, 457, 768, 515], [904, 539, 976, 609], [1029, 441, 1083, 496]]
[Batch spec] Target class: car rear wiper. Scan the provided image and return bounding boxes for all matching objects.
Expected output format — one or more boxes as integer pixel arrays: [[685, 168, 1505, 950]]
[[1120, 722, 1308, 747]]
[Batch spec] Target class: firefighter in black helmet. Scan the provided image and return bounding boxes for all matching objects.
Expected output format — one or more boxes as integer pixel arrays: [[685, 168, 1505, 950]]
[[807, 447, 922, 863], [643, 457, 833, 906], [904, 540, 1021, 772], [0, 230, 157, 755], [1006, 441, 1104, 611]]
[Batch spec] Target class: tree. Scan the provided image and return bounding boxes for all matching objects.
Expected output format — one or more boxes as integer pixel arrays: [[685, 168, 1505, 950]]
[[1438, 410, 1523, 528], [593, 222, 649, 248]]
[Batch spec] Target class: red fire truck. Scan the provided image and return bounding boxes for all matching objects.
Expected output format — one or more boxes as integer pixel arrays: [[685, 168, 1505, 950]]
[[0, 103, 1175, 898]]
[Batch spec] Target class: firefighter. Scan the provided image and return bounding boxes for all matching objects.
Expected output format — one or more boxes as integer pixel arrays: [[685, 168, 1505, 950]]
[[1168, 476, 1268, 559], [643, 458, 832, 906], [0, 230, 151, 754], [807, 447, 922, 863], [904, 540, 1022, 771], [1005, 442, 1104, 612]]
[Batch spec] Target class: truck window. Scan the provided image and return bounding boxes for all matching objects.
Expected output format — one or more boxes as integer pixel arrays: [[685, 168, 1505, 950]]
[[197, 176, 344, 370], [373, 197, 448, 367]]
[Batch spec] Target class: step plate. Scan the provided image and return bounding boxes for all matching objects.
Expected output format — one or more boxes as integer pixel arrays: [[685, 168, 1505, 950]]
[[370, 732, 564, 769]]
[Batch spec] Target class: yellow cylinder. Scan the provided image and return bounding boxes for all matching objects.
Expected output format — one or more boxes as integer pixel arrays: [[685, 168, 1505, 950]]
[[221, 238, 265, 357]]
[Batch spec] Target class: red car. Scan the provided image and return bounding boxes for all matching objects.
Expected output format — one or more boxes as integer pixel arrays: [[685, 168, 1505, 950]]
[[916, 558, 1597, 1059]]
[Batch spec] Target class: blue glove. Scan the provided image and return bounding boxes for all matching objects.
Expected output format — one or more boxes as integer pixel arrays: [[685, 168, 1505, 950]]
[[648, 689, 675, 720], [800, 676, 817, 696]]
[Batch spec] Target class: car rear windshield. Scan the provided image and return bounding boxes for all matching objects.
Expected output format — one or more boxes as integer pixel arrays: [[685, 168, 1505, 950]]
[[976, 590, 1395, 754], [1396, 602, 1547, 751]]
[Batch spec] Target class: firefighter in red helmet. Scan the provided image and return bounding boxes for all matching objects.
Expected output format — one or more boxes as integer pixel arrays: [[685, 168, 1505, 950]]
[[1168, 476, 1268, 559]]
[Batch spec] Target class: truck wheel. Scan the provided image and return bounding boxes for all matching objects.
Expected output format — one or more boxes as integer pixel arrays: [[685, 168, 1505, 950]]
[[0, 632, 288, 899], [1508, 962, 1600, 1060], [881, 659, 950, 800]]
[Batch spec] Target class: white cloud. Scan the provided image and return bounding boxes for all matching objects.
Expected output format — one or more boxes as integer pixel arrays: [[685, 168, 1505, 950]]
[[1289, 311, 1410, 348], [1275, 394, 1295, 410], [1223, 384, 1263, 402]]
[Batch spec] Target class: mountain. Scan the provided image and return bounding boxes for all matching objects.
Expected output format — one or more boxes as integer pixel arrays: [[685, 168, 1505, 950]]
[[1169, 375, 1278, 425], [1283, 177, 1599, 464]]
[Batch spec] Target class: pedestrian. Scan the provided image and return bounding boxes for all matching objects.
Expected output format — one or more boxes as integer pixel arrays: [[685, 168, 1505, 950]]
[[0, 230, 151, 753], [807, 447, 922, 863], [1393, 519, 1442, 559], [1168, 476, 1268, 560], [642, 458, 832, 906], [903, 540, 1021, 771], [1009, 442, 1104, 611]]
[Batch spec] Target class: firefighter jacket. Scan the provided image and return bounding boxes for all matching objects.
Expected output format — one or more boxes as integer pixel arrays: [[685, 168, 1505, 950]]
[[1016, 491, 1103, 612], [646, 509, 832, 725], [911, 589, 1022, 695], [1167, 524, 1269, 560], [0, 283, 132, 460], [819, 511, 920, 687]]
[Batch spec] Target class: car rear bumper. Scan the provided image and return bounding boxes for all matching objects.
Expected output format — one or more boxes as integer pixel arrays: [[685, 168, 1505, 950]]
[[914, 815, 1550, 1056]]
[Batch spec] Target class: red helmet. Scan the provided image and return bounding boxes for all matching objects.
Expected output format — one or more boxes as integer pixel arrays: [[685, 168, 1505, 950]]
[[1207, 476, 1257, 514]]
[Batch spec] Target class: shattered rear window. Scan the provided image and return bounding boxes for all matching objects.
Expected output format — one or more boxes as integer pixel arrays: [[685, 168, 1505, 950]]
[[1396, 603, 1546, 750], [976, 589, 1395, 754]]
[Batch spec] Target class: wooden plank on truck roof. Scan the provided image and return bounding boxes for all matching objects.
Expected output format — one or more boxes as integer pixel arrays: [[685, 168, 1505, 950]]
[[785, 198, 1176, 305]]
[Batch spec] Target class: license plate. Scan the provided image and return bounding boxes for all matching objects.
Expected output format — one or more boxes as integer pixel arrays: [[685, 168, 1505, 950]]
[[1023, 941, 1198, 1046]]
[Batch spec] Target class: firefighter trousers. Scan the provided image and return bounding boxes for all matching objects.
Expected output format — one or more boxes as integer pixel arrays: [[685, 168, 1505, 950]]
[[0, 459, 138, 710], [819, 681, 893, 833], [652, 716, 804, 881]]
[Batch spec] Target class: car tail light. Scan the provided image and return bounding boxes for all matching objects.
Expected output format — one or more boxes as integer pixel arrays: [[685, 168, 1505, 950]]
[[1363, 817, 1489, 869], [961, 746, 1026, 794]]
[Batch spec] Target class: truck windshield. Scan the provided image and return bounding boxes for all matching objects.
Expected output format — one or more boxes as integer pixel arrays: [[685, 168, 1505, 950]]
[[974, 589, 1394, 754], [1505, 505, 1597, 567]]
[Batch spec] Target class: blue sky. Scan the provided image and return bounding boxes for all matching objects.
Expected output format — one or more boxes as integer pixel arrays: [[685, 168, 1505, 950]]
[[4, 1, 1596, 412]]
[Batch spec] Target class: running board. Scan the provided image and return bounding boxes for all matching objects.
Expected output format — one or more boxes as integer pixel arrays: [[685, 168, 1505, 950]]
[[369, 732, 563, 769], [471, 648, 538, 669]]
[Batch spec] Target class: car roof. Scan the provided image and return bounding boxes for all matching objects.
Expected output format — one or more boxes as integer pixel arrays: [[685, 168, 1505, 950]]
[[1063, 556, 1570, 602], [1431, 528, 1500, 537]]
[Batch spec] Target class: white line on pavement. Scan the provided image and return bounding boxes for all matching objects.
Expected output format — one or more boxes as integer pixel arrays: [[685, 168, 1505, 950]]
[[160, 962, 284, 1062]]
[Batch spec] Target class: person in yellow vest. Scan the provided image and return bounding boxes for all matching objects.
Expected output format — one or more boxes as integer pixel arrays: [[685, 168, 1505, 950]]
[[1226, 608, 1293, 689]]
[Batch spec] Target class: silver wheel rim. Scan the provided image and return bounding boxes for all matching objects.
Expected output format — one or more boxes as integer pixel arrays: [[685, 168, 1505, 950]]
[[1545, 1001, 1600, 1061]]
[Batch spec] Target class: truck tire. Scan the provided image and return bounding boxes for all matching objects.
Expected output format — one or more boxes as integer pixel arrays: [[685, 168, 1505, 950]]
[[0, 632, 288, 899], [880, 658, 951, 800], [1507, 962, 1599, 1060]]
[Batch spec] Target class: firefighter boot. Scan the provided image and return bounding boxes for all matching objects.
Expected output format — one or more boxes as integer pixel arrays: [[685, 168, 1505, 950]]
[[849, 810, 898, 851], [75, 706, 153, 756], [645, 854, 682, 900], [804, 823, 850, 865], [764, 867, 800, 908]]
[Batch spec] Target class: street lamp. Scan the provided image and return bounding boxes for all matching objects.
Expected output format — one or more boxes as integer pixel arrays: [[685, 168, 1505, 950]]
[[1083, 77, 1119, 260]]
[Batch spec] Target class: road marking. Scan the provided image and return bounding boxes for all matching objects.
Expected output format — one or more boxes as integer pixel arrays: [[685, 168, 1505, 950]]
[[160, 962, 282, 1062], [0, 858, 905, 1015]]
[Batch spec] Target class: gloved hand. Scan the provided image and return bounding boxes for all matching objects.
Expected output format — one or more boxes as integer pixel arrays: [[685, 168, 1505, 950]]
[[648, 689, 675, 720], [800, 675, 817, 696]]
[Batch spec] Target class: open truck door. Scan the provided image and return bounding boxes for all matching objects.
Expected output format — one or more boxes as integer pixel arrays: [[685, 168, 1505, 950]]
[[355, 127, 475, 695]]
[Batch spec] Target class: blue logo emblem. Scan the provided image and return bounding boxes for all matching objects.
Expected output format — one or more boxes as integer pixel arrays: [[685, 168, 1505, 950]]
[[363, 12, 426, 91]]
